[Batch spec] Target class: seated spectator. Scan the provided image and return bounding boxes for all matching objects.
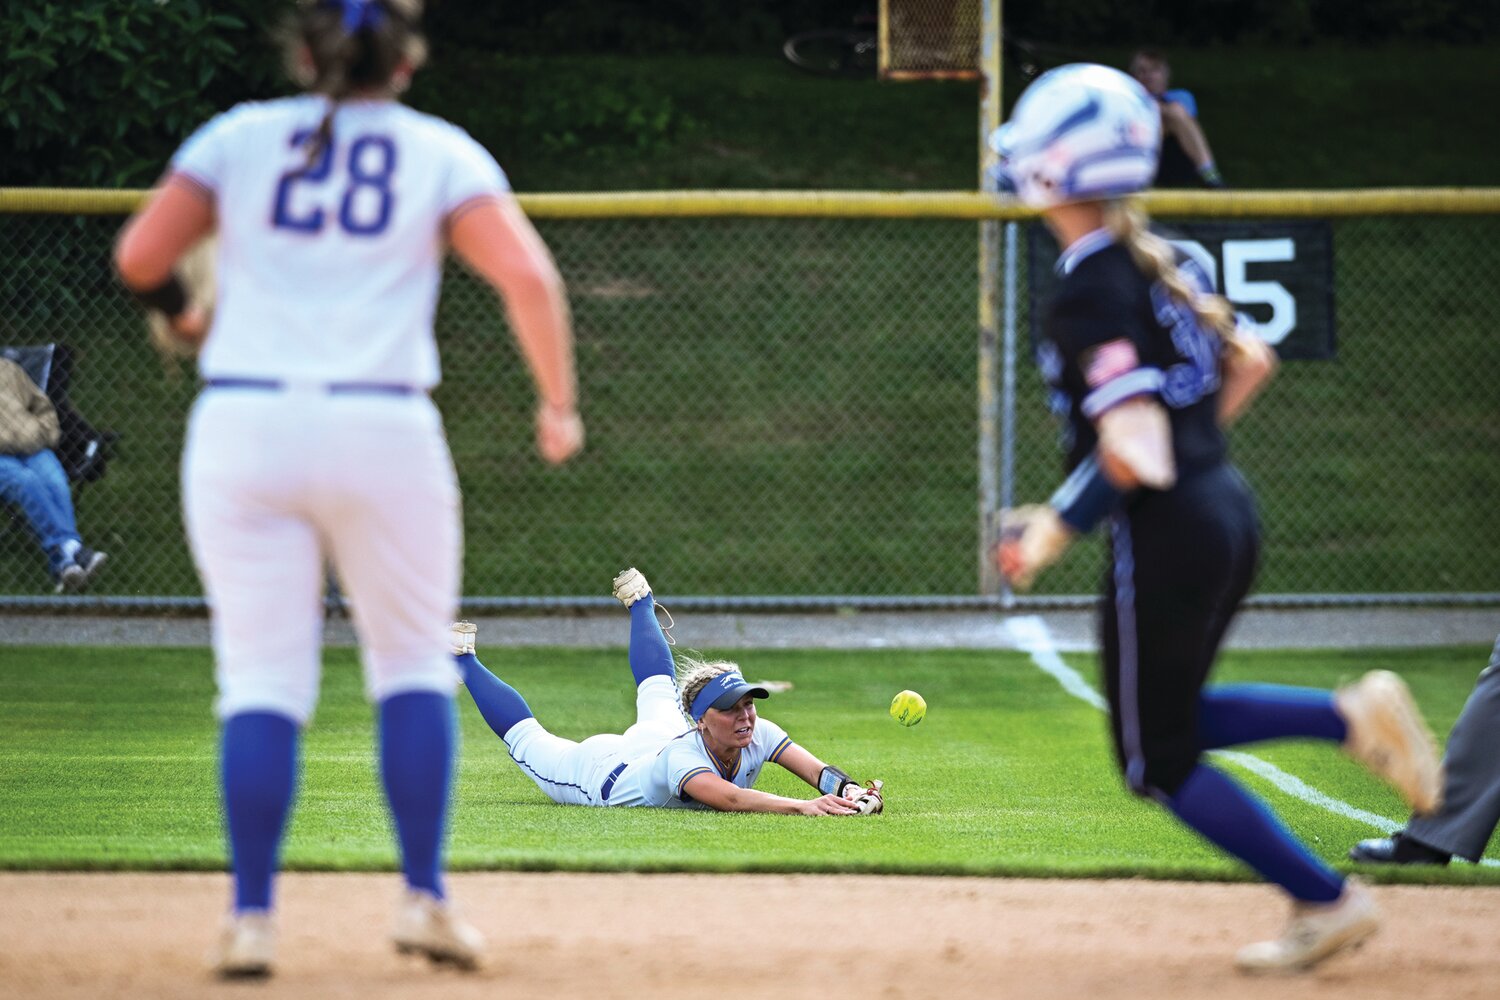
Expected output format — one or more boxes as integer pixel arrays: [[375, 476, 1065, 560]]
[[1129, 48, 1225, 188], [0, 357, 107, 592]]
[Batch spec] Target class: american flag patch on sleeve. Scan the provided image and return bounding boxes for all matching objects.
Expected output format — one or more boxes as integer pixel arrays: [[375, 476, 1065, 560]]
[[1083, 339, 1141, 388]]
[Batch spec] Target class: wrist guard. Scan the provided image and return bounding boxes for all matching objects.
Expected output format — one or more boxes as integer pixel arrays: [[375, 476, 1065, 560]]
[[1049, 453, 1124, 534], [818, 765, 854, 797]]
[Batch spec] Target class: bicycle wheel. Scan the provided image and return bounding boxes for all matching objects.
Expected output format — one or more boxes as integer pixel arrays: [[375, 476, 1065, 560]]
[[782, 29, 878, 79]]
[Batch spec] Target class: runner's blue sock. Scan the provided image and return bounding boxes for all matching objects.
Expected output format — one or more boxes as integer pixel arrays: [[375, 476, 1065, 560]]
[[456, 652, 534, 738], [1198, 684, 1347, 750], [221, 711, 299, 913], [379, 691, 454, 899], [628, 594, 674, 685], [1167, 763, 1343, 903]]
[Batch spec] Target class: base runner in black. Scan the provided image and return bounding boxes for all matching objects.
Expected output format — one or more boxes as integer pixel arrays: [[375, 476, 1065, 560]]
[[989, 63, 1443, 974]]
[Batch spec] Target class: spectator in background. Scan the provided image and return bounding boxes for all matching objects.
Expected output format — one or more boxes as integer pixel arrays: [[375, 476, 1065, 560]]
[[0, 357, 107, 592], [1129, 48, 1226, 189]]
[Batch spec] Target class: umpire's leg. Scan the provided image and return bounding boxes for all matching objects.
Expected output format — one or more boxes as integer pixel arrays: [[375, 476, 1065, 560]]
[[1406, 633, 1500, 862]]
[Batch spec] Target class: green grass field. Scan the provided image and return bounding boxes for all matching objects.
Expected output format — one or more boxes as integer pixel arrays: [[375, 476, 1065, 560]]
[[3, 641, 1494, 886]]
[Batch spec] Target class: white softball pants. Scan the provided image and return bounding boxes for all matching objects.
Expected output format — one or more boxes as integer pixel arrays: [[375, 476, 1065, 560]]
[[503, 674, 685, 806], [183, 387, 461, 724]]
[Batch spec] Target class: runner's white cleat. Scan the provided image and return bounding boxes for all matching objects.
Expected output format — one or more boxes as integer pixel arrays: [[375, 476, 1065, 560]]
[[211, 911, 275, 979], [1235, 879, 1379, 974], [1336, 670, 1444, 814], [393, 890, 485, 970], [612, 567, 652, 608], [450, 621, 477, 656]]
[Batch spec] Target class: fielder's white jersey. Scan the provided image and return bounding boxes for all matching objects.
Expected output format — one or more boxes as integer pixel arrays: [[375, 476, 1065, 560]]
[[170, 95, 510, 388], [619, 716, 794, 809], [502, 675, 797, 810]]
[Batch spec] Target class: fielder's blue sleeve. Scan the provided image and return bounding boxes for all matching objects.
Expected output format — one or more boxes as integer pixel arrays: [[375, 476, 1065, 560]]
[[1197, 685, 1347, 750], [456, 651, 535, 739], [221, 711, 299, 913], [628, 593, 676, 686], [1167, 764, 1344, 903], [379, 692, 455, 899]]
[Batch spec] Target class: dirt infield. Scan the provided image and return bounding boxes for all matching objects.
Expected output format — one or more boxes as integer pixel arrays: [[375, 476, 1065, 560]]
[[3, 873, 1496, 999]]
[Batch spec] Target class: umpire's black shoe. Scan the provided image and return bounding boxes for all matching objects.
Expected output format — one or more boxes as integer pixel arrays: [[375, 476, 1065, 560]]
[[1349, 832, 1451, 866]]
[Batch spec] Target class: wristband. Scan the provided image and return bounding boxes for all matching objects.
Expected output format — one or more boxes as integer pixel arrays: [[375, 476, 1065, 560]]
[[131, 274, 188, 318], [1049, 453, 1125, 534], [818, 765, 853, 797]]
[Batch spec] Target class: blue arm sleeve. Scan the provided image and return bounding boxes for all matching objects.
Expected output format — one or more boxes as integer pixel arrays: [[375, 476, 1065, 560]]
[[1048, 453, 1128, 534]]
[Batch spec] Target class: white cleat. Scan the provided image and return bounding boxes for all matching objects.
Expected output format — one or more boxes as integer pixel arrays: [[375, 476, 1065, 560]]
[[211, 911, 275, 979], [1236, 878, 1380, 974], [393, 890, 485, 971], [1336, 670, 1444, 814], [612, 567, 652, 608], [450, 621, 477, 656]]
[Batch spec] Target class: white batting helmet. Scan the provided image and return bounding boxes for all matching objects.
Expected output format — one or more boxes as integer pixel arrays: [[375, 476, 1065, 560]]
[[989, 63, 1161, 209]]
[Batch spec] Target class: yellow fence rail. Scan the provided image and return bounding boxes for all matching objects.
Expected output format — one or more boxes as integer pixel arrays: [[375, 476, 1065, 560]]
[[4, 188, 1500, 219]]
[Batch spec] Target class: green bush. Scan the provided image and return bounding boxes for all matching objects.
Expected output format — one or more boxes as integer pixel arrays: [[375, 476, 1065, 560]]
[[0, 0, 289, 187]]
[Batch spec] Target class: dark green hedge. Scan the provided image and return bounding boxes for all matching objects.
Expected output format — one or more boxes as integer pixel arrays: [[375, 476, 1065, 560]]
[[0, 0, 290, 188]]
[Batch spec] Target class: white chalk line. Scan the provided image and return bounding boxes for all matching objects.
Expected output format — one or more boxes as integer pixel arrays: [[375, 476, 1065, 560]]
[[1003, 614, 1500, 868]]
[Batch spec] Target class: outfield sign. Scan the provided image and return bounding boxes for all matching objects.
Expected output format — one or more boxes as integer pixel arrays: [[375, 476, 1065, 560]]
[[1026, 221, 1337, 360]]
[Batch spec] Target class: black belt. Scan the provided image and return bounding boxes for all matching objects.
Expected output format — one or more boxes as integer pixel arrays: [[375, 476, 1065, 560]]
[[204, 378, 418, 396], [600, 762, 628, 803]]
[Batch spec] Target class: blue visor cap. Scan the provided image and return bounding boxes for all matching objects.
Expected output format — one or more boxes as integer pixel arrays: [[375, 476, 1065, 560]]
[[690, 672, 770, 722]]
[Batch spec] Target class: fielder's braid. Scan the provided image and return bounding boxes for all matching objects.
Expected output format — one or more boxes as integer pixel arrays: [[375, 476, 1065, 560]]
[[1103, 199, 1237, 345], [676, 655, 740, 722], [290, 1, 428, 168]]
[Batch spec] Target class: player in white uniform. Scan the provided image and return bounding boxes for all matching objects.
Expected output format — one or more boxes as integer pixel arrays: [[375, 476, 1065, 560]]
[[113, 0, 582, 979], [454, 569, 879, 815]]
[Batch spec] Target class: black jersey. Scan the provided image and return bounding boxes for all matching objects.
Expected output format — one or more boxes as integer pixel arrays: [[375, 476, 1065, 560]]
[[1039, 233, 1228, 477]]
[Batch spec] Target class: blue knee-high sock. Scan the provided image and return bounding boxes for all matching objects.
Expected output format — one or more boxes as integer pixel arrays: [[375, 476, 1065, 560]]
[[379, 692, 454, 899], [1198, 684, 1347, 750], [456, 652, 534, 740], [628, 594, 675, 685], [1167, 764, 1343, 903], [221, 712, 299, 913]]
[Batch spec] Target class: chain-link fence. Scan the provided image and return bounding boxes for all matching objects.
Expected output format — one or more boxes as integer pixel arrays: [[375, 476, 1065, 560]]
[[879, 0, 981, 79], [0, 191, 1496, 608]]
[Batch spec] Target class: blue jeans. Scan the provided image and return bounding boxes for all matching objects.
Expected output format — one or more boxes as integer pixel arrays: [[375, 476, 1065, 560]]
[[0, 449, 80, 571]]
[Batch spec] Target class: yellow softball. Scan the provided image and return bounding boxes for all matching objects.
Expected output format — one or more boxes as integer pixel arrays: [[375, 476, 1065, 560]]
[[889, 689, 926, 727]]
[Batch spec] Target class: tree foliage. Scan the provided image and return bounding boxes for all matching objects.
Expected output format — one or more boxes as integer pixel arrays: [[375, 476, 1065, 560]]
[[1, 1, 290, 187]]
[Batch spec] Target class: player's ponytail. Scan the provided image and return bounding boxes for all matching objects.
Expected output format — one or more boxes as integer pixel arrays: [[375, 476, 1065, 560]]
[[287, 1, 428, 168], [1103, 199, 1237, 344]]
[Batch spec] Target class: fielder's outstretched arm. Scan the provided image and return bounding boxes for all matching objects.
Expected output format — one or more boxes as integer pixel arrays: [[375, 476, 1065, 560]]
[[680, 771, 858, 816], [448, 196, 582, 465]]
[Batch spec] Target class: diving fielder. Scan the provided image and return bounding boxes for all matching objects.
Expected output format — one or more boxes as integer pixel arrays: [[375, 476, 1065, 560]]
[[455, 569, 884, 816]]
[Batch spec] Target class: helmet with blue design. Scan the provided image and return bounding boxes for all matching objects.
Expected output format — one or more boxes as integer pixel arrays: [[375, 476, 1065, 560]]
[[989, 63, 1161, 209]]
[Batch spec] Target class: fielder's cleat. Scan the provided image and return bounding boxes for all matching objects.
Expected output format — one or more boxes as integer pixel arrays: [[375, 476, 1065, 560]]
[[450, 621, 477, 656], [1349, 832, 1451, 866], [392, 889, 484, 970], [211, 911, 276, 979], [1235, 879, 1379, 975], [611, 567, 652, 608], [1336, 670, 1444, 814]]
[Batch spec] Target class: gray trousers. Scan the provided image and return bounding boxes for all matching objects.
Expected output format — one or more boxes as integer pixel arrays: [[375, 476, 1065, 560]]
[[1406, 632, 1500, 862]]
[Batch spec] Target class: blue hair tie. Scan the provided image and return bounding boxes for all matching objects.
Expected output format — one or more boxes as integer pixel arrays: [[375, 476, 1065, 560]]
[[327, 0, 384, 34]]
